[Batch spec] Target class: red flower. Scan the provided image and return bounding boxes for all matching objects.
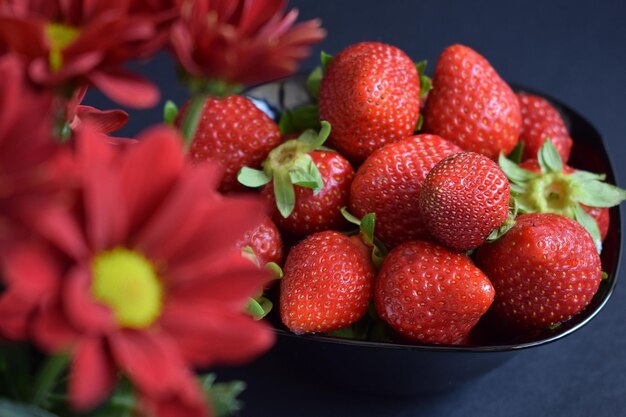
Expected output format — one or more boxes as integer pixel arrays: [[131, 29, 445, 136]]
[[0, 125, 274, 415], [66, 86, 129, 134], [0, 55, 73, 248], [0, 0, 160, 108], [170, 0, 326, 86]]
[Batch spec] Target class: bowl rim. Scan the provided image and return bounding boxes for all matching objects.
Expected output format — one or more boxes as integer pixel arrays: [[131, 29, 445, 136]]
[[246, 79, 623, 353]]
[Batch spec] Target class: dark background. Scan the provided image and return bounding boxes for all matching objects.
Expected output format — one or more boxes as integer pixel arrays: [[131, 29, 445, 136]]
[[88, 1, 626, 416]]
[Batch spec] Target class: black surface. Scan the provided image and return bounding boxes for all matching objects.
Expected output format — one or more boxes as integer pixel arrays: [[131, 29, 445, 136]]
[[86, 0, 626, 416]]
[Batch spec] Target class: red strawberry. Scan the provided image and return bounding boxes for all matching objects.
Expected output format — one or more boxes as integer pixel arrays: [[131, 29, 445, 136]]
[[349, 134, 462, 248], [239, 122, 354, 236], [262, 150, 353, 236], [375, 240, 494, 345], [424, 44, 521, 159], [517, 93, 573, 162], [419, 152, 511, 251], [318, 42, 421, 163], [238, 216, 283, 267], [179, 95, 281, 193], [280, 231, 375, 334], [476, 213, 602, 328], [518, 159, 610, 241]]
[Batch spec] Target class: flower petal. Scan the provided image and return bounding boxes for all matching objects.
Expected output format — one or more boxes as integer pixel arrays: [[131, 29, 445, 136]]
[[25, 205, 88, 260], [137, 371, 208, 417], [88, 69, 160, 109], [161, 302, 274, 366], [32, 299, 79, 353], [0, 289, 37, 340], [109, 330, 186, 397], [63, 267, 115, 335], [73, 105, 129, 133], [75, 125, 129, 251], [68, 337, 117, 410], [120, 127, 184, 235]]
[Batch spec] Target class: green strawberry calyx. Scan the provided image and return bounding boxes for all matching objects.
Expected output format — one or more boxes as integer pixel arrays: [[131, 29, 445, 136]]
[[241, 245, 283, 320], [238, 121, 331, 218], [498, 139, 626, 252], [341, 208, 389, 269]]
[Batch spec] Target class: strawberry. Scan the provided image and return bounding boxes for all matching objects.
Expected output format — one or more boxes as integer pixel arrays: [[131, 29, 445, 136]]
[[424, 44, 521, 159], [318, 42, 421, 163], [476, 213, 602, 328], [419, 151, 511, 251], [499, 140, 626, 250], [178, 95, 281, 193], [518, 159, 610, 241], [349, 134, 462, 248], [237, 216, 283, 267], [280, 231, 375, 334], [238, 122, 354, 236], [375, 240, 494, 345], [517, 93, 573, 162]]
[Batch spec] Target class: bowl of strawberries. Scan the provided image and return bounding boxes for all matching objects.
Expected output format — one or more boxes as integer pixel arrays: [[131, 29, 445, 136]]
[[223, 42, 625, 395]]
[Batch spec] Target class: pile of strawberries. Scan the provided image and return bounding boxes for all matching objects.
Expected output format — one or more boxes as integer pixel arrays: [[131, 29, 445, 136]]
[[182, 42, 625, 345]]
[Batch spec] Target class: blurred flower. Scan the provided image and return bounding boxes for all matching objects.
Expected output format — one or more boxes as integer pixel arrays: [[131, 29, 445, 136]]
[[0, 0, 160, 108], [0, 54, 73, 249], [0, 125, 274, 414], [66, 86, 129, 134], [170, 0, 326, 89]]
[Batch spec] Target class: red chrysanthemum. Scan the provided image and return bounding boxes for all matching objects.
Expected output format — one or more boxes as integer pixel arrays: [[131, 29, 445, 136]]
[[170, 0, 326, 87], [0, 54, 72, 248], [66, 86, 129, 134], [0, 0, 161, 107], [0, 125, 274, 416]]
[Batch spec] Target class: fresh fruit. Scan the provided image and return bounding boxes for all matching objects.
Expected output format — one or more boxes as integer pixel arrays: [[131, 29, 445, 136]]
[[280, 231, 375, 334], [476, 213, 602, 328], [239, 122, 354, 236], [419, 151, 511, 251], [424, 44, 521, 159], [349, 134, 462, 247], [178, 94, 281, 192], [318, 41, 421, 163], [517, 93, 572, 162], [237, 216, 283, 267], [375, 240, 494, 344], [499, 140, 626, 250]]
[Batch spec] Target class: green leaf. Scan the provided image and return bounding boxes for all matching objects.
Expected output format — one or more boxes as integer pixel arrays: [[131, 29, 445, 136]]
[[31, 354, 69, 408], [241, 245, 260, 267], [265, 262, 284, 279], [163, 100, 179, 125], [577, 180, 626, 207], [570, 170, 606, 182], [537, 139, 563, 174], [289, 153, 324, 190], [360, 213, 376, 246], [573, 203, 602, 253], [200, 375, 246, 417], [278, 105, 320, 135], [415, 114, 424, 132], [237, 167, 271, 188], [0, 400, 60, 417], [296, 120, 331, 152], [306, 66, 323, 99], [320, 51, 333, 70], [246, 297, 268, 319], [340, 207, 361, 226], [506, 141, 525, 164], [498, 153, 535, 183], [414, 60, 433, 99], [273, 170, 296, 218]]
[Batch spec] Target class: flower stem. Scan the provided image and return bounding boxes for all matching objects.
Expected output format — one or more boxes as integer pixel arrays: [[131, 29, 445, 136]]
[[181, 93, 207, 150], [31, 353, 70, 407]]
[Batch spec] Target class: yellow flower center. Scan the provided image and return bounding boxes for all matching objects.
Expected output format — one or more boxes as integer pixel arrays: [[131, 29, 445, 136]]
[[45, 23, 80, 72], [91, 248, 163, 329]]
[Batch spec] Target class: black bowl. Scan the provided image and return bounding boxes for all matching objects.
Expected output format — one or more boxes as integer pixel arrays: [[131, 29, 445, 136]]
[[244, 77, 622, 395]]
